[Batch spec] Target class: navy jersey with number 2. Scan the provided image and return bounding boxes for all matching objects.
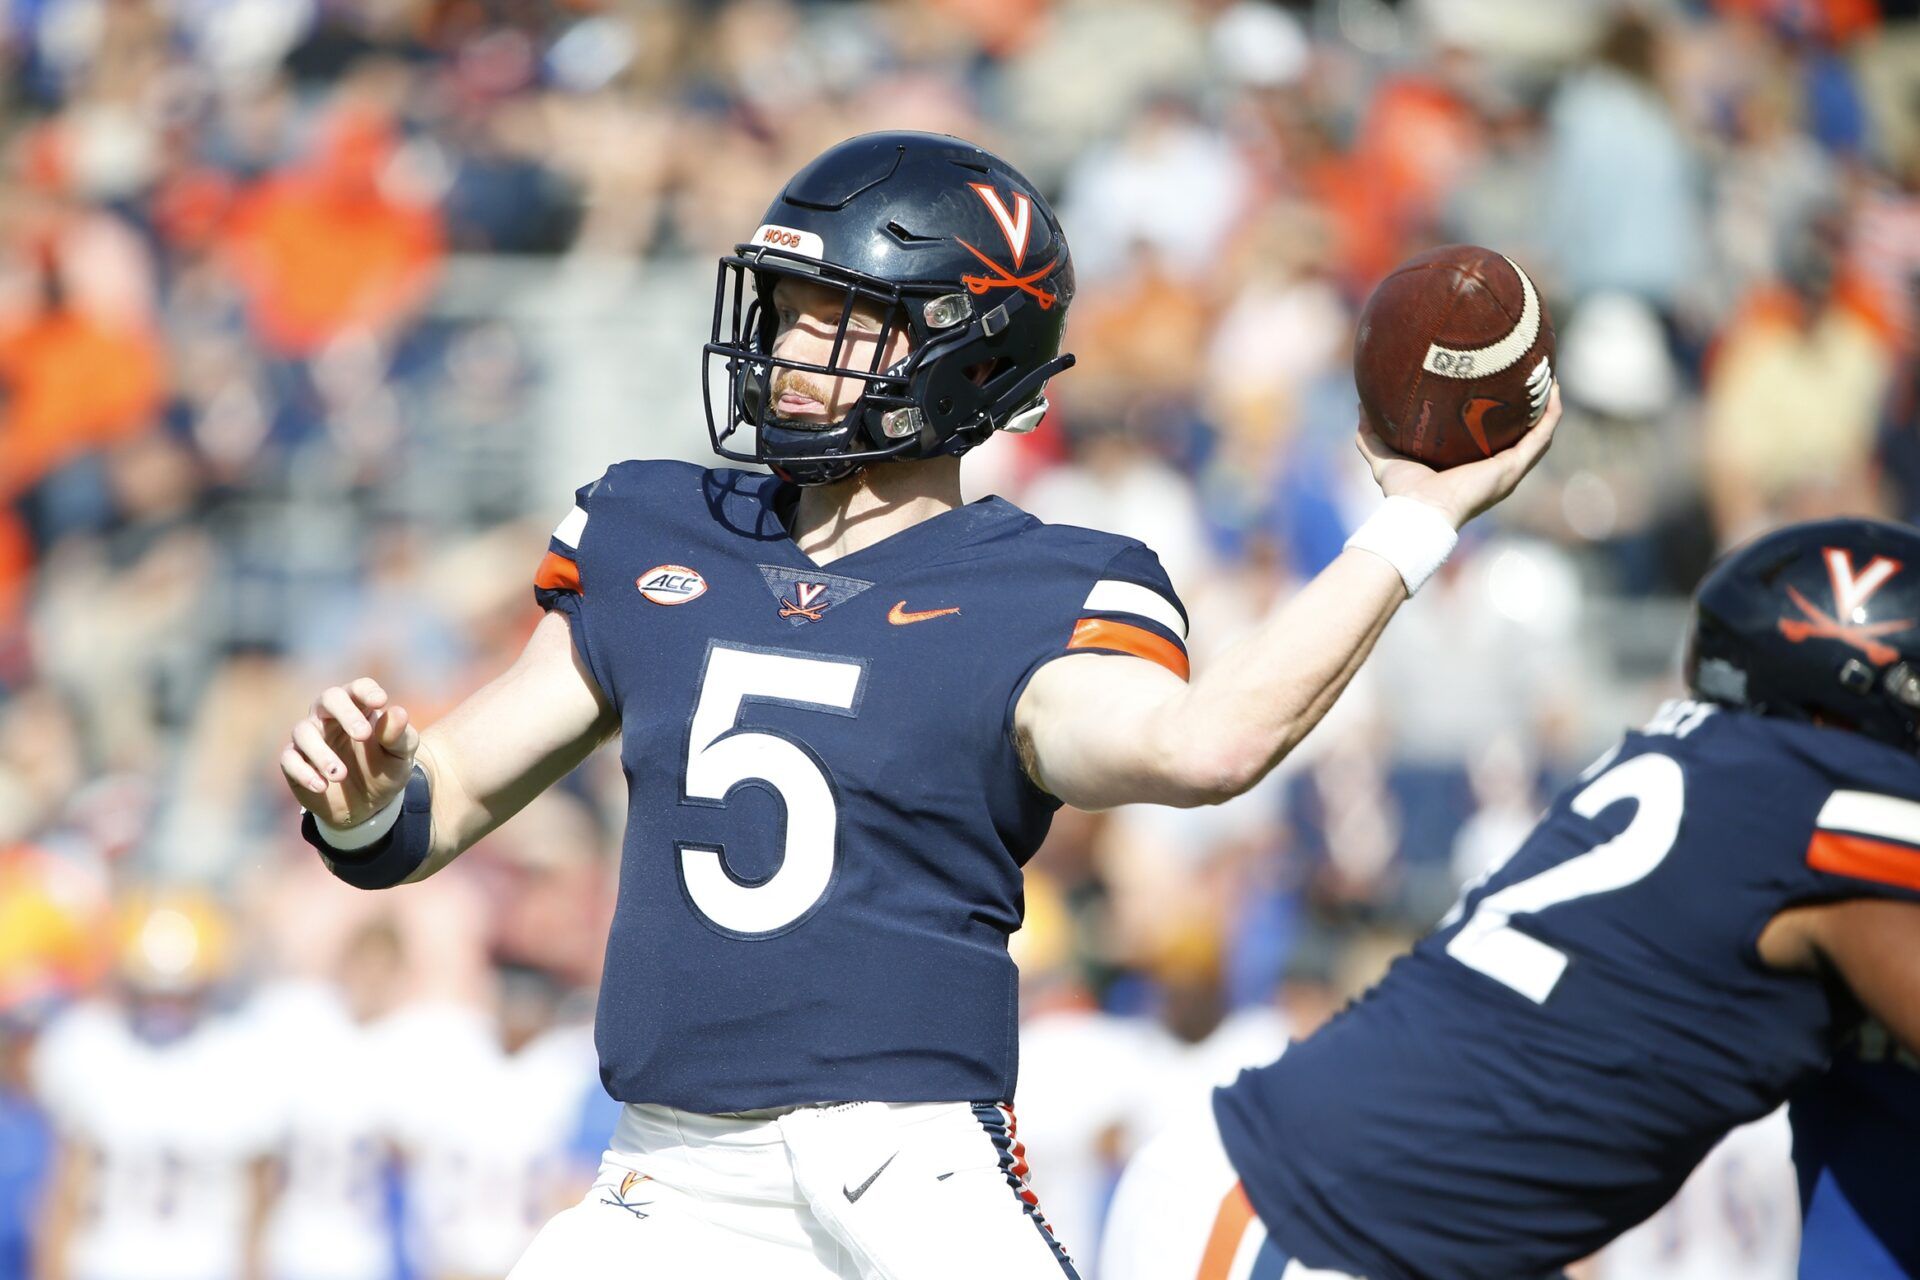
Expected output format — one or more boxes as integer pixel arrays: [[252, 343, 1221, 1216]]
[[532, 460, 1188, 1114], [1216, 700, 1920, 1280]]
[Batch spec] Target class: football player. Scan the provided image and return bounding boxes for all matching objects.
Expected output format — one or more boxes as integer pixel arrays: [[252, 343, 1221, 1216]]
[[1792, 1020, 1920, 1277], [1102, 517, 1920, 1280], [32, 891, 279, 1280], [278, 131, 1554, 1279], [1590, 1110, 1798, 1280], [252, 918, 407, 1280]]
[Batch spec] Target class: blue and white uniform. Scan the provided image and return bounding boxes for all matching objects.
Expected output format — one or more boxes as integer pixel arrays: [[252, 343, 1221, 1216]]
[[512, 460, 1188, 1279], [1106, 702, 1920, 1280]]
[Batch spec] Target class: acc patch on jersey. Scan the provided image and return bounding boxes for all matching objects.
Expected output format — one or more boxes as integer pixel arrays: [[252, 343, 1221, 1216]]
[[638, 565, 708, 606]]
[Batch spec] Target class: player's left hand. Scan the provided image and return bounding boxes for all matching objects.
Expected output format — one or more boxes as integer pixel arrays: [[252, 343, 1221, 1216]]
[[1358, 381, 1560, 529]]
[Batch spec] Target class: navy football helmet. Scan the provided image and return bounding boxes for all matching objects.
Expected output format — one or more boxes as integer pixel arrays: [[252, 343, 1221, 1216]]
[[703, 132, 1076, 486], [1687, 518, 1920, 752]]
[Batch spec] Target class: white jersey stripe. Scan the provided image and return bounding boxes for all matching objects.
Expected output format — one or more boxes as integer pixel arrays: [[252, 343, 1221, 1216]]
[[1082, 579, 1186, 639], [553, 505, 588, 549], [1816, 790, 1920, 846]]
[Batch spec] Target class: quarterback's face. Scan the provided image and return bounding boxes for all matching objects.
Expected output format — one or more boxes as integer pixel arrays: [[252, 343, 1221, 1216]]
[[768, 277, 910, 425]]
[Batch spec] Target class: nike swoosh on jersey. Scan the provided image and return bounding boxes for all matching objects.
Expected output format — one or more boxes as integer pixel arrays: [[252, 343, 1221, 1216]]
[[888, 601, 961, 625], [844, 1152, 899, 1203]]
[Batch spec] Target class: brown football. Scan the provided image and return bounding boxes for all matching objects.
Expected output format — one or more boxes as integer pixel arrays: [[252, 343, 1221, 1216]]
[[1354, 245, 1556, 470]]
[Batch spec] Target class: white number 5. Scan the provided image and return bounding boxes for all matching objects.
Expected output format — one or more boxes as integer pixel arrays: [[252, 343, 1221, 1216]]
[[1446, 753, 1685, 1003], [679, 645, 864, 936]]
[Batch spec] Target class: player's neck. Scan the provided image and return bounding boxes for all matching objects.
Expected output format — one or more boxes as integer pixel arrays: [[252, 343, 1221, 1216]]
[[791, 456, 964, 567]]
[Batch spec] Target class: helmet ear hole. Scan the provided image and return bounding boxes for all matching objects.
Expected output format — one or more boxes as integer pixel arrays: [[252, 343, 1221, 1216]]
[[962, 359, 1007, 387]]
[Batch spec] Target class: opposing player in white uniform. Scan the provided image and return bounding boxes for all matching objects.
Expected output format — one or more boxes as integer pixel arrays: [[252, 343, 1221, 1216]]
[[278, 132, 1555, 1278], [33, 893, 278, 1280], [250, 920, 407, 1280], [387, 965, 598, 1280], [1590, 1110, 1798, 1280]]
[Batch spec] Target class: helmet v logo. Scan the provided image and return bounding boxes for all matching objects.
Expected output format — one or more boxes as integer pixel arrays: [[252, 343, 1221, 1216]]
[[968, 183, 1032, 268], [1779, 548, 1914, 665], [1827, 549, 1901, 621]]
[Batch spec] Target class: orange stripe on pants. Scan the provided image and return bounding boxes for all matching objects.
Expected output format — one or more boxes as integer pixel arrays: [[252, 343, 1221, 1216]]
[[1197, 1181, 1257, 1280]]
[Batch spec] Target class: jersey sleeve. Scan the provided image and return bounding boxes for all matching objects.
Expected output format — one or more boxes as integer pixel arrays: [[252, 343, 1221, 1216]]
[[1805, 788, 1920, 905], [1065, 542, 1192, 678], [1007, 540, 1191, 732], [532, 478, 613, 703]]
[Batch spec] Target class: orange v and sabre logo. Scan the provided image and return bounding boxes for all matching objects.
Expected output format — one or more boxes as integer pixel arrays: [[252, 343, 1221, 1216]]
[[969, 183, 1031, 266], [600, 1171, 653, 1220], [888, 601, 960, 626], [1779, 549, 1913, 665], [959, 183, 1057, 309], [780, 581, 829, 622], [957, 242, 1059, 310]]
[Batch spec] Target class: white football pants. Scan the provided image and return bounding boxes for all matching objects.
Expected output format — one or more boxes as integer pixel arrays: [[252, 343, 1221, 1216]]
[[1100, 1113, 1365, 1280], [509, 1100, 1079, 1279]]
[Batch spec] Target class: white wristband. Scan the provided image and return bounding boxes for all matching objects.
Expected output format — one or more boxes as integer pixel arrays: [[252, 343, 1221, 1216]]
[[1345, 496, 1459, 595], [314, 788, 406, 851]]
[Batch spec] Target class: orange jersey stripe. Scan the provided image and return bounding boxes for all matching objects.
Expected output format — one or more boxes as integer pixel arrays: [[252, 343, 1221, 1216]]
[[1196, 1182, 1257, 1280], [1067, 618, 1190, 680], [1808, 829, 1920, 893], [535, 550, 581, 595]]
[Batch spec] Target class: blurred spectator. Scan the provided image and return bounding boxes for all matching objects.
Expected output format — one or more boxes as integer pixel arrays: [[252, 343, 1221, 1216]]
[[0, 251, 163, 527], [1540, 291, 1713, 595], [1544, 12, 1706, 314], [1702, 213, 1898, 541], [1058, 98, 1251, 285], [222, 106, 441, 360]]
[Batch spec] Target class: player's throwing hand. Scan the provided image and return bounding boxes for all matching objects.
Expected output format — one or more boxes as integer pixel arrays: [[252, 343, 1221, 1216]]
[[1359, 381, 1561, 530], [280, 678, 420, 827]]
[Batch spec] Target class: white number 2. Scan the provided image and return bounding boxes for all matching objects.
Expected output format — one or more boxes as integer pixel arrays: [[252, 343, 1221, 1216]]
[[1446, 753, 1685, 1003], [679, 645, 864, 936]]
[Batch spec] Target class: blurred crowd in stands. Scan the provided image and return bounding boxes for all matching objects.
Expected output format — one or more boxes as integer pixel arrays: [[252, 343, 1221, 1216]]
[[1, 0, 1917, 1275]]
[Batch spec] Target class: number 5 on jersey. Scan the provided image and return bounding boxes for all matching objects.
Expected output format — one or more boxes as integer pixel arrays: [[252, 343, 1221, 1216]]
[[679, 644, 865, 936]]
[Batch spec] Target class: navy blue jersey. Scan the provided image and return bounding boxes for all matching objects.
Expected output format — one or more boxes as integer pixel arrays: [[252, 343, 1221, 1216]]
[[1216, 701, 1920, 1280], [533, 460, 1187, 1113], [1793, 1025, 1920, 1278]]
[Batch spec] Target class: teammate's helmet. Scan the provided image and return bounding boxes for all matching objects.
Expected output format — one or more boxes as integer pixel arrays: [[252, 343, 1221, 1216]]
[[703, 131, 1076, 486], [1686, 518, 1920, 752]]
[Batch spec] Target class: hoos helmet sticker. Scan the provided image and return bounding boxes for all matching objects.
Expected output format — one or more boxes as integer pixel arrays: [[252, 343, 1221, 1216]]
[[1686, 518, 1920, 752], [703, 132, 1076, 487]]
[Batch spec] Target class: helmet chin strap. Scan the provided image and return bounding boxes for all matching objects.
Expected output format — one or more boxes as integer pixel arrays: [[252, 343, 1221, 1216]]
[[759, 416, 868, 487]]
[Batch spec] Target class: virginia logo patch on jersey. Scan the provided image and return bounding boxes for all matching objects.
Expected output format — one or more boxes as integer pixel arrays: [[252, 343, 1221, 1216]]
[[758, 565, 874, 625]]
